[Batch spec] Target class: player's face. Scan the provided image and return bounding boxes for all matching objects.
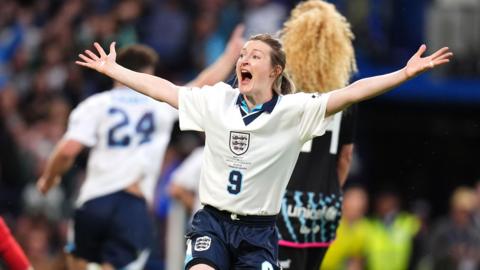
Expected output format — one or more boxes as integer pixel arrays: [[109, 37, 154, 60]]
[[236, 40, 276, 95]]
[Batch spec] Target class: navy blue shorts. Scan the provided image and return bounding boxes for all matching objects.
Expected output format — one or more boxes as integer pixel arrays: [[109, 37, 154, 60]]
[[71, 191, 153, 268], [185, 205, 281, 270]]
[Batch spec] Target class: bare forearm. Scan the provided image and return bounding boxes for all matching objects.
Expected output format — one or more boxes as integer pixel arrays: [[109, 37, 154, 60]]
[[327, 68, 408, 115], [188, 24, 244, 87], [326, 44, 454, 115], [42, 147, 76, 181], [106, 63, 179, 108], [337, 144, 354, 187], [187, 51, 237, 87], [349, 68, 408, 102], [38, 140, 83, 194], [169, 184, 195, 213]]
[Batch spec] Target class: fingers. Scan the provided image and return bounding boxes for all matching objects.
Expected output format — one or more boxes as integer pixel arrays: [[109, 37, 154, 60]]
[[430, 47, 450, 60], [85, 49, 100, 60], [36, 178, 47, 195], [109, 41, 116, 55], [94, 42, 107, 57], [415, 44, 427, 57], [79, 53, 94, 63], [231, 24, 245, 39], [433, 58, 450, 67], [434, 51, 453, 62], [75, 60, 91, 67]]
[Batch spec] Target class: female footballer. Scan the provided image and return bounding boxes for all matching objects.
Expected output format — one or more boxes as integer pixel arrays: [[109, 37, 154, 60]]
[[76, 36, 451, 270]]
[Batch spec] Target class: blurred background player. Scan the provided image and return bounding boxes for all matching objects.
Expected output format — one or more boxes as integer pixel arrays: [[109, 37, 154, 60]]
[[275, 1, 357, 269], [169, 146, 205, 217], [36, 44, 175, 270], [35, 26, 243, 270]]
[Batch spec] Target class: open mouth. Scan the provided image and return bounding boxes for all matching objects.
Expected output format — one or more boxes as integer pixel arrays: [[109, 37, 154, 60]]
[[240, 70, 252, 84]]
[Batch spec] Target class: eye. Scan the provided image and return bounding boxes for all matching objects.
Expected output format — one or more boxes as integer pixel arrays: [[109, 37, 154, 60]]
[[253, 55, 260, 59], [239, 53, 244, 58]]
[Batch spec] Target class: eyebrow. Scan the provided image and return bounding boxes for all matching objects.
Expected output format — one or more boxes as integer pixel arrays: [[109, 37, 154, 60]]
[[240, 48, 265, 55]]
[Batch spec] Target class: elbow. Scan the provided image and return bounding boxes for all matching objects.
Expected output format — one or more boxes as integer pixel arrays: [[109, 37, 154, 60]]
[[57, 140, 83, 160]]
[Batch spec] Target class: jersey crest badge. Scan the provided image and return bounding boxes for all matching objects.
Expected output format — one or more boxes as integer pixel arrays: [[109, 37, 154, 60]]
[[229, 131, 250, 155], [194, 236, 211, 251]]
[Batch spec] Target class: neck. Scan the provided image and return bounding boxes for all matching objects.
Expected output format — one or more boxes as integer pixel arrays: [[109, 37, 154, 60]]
[[243, 90, 273, 109]]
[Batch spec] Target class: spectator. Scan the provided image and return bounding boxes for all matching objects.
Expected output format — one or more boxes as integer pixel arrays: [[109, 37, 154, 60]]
[[429, 186, 480, 270], [363, 189, 420, 270], [321, 185, 369, 270]]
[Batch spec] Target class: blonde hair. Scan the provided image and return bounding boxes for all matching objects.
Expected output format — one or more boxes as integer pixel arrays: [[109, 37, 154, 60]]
[[281, 0, 357, 93]]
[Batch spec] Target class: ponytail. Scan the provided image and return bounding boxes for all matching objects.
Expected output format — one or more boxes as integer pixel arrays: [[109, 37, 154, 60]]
[[273, 72, 296, 95]]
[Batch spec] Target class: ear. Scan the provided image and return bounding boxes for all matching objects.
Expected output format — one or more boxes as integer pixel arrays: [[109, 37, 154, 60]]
[[270, 66, 282, 78]]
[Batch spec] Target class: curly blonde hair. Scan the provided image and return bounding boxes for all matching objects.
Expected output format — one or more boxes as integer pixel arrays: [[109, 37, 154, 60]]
[[281, 0, 357, 93]]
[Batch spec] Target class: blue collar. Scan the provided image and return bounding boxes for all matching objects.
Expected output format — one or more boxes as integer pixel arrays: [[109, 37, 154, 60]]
[[236, 93, 279, 125], [235, 93, 278, 113]]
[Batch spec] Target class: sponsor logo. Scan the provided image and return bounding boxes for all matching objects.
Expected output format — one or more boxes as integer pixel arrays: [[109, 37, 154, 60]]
[[229, 131, 250, 155], [286, 204, 339, 221], [194, 236, 211, 251]]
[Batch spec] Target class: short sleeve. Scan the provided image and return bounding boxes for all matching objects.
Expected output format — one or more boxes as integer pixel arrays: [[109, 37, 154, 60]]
[[298, 92, 332, 142], [178, 82, 232, 131], [64, 97, 103, 146]]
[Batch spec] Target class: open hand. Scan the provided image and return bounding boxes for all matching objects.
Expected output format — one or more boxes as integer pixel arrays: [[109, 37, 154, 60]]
[[76, 42, 117, 74], [405, 45, 453, 78]]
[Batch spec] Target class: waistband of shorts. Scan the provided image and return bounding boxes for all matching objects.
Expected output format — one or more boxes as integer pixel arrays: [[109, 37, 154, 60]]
[[203, 205, 277, 226]]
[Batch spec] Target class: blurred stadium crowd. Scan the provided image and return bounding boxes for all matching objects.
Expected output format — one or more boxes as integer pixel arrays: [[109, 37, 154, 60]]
[[1, 0, 480, 269]]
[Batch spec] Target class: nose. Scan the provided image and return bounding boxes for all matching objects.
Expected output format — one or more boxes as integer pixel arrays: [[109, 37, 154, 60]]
[[239, 55, 250, 66], [240, 59, 249, 67]]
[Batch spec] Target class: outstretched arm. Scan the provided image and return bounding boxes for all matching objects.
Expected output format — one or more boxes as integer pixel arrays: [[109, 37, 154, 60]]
[[326, 45, 453, 116], [76, 42, 181, 108], [187, 25, 244, 87]]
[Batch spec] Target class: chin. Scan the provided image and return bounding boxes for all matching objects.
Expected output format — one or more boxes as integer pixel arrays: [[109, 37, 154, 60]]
[[238, 85, 251, 94]]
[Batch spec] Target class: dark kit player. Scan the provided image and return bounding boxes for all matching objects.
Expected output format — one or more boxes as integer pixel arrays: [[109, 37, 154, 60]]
[[276, 1, 357, 269]]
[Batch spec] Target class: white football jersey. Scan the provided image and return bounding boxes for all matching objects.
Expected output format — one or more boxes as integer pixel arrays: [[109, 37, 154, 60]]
[[178, 82, 332, 215], [170, 146, 204, 213], [64, 87, 178, 206]]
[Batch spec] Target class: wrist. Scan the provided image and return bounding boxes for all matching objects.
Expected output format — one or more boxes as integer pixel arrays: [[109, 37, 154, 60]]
[[104, 62, 120, 77], [402, 67, 412, 80]]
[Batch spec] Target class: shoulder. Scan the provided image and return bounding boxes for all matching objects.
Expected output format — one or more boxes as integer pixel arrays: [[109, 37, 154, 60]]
[[77, 92, 111, 108], [71, 93, 108, 116], [277, 92, 328, 109], [282, 92, 327, 102]]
